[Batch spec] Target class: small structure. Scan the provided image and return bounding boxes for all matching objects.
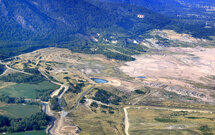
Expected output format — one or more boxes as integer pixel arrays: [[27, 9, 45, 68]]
[[137, 14, 145, 18]]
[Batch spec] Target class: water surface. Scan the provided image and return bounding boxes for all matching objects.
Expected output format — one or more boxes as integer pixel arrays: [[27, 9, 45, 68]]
[[91, 78, 108, 83]]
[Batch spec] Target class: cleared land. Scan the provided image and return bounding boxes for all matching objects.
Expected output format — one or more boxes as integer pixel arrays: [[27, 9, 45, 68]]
[[120, 47, 215, 84], [120, 47, 215, 103]]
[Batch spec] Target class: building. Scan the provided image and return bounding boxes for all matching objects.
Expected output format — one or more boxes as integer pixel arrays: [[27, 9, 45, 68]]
[[137, 14, 145, 18]]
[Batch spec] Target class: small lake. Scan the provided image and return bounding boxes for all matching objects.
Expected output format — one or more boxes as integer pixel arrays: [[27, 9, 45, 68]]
[[137, 76, 146, 79], [91, 78, 108, 83]]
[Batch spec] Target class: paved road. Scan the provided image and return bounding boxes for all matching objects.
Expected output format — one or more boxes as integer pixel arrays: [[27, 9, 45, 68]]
[[38, 69, 64, 135], [69, 84, 96, 112], [51, 86, 69, 135], [49, 84, 96, 135], [41, 102, 56, 135], [0, 64, 96, 135]]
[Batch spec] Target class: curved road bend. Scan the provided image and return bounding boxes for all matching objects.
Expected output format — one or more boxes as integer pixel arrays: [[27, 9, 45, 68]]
[[0, 61, 32, 75], [48, 84, 96, 135], [41, 102, 56, 135]]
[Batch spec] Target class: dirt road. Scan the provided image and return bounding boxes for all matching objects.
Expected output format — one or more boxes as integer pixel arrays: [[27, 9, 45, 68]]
[[124, 107, 130, 135], [38, 68, 68, 135], [69, 84, 95, 111], [51, 85, 69, 135], [0, 60, 32, 75]]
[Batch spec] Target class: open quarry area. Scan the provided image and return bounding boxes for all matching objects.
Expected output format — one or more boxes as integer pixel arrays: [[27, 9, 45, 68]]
[[120, 47, 215, 104], [0, 30, 215, 135]]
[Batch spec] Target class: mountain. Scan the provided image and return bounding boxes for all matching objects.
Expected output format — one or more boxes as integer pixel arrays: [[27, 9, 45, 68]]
[[0, 0, 170, 59], [0, 0, 214, 60], [0, 0, 117, 40]]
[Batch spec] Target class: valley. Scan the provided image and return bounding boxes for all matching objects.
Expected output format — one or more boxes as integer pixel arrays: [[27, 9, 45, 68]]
[[0, 0, 215, 135], [0, 30, 214, 134]]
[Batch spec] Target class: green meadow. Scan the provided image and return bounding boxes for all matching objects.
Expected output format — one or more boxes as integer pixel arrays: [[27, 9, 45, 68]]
[[0, 81, 59, 99], [4, 130, 46, 135], [0, 104, 40, 118]]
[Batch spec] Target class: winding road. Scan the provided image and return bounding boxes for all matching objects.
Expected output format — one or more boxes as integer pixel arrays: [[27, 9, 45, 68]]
[[39, 68, 96, 135], [38, 69, 68, 135], [0, 60, 96, 135], [0, 60, 32, 75]]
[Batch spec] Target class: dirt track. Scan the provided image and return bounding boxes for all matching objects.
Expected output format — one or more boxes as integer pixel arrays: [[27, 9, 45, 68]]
[[0, 60, 32, 75], [124, 107, 130, 135]]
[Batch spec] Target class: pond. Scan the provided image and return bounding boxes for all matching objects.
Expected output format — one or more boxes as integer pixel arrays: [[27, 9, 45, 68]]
[[137, 76, 146, 79], [91, 78, 108, 83]]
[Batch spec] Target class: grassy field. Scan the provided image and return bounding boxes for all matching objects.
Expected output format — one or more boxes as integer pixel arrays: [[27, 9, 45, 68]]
[[0, 104, 40, 118], [68, 105, 124, 135], [0, 81, 59, 99], [128, 107, 215, 135], [4, 130, 46, 135]]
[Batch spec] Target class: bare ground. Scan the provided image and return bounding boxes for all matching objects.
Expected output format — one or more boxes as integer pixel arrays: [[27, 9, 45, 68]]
[[120, 47, 215, 103]]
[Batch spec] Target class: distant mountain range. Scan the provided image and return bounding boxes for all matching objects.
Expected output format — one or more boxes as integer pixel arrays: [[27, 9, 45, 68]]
[[0, 0, 214, 60], [95, 0, 215, 18]]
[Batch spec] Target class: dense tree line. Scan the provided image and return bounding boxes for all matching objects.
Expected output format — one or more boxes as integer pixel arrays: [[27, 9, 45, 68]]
[[103, 51, 135, 61], [50, 96, 61, 111], [93, 88, 121, 105], [0, 95, 25, 104], [0, 73, 45, 84], [0, 112, 50, 133], [0, 64, 5, 75], [23, 68, 40, 75], [36, 89, 54, 102], [67, 82, 85, 94], [134, 90, 146, 95]]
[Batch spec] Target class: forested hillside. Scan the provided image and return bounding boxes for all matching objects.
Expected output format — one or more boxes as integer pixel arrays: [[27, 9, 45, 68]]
[[0, 0, 214, 60]]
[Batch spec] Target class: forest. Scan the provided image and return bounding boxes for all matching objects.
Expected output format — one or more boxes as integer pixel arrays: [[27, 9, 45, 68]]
[[0, 95, 25, 104], [0, 112, 49, 133], [50, 96, 61, 111], [0, 73, 45, 84], [93, 88, 121, 105], [0, 64, 5, 75]]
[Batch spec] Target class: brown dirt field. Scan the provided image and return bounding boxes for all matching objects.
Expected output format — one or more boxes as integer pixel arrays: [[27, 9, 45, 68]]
[[120, 47, 215, 85], [120, 47, 215, 103]]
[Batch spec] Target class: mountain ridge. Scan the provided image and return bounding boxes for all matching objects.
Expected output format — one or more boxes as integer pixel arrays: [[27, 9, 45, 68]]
[[0, 0, 214, 60]]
